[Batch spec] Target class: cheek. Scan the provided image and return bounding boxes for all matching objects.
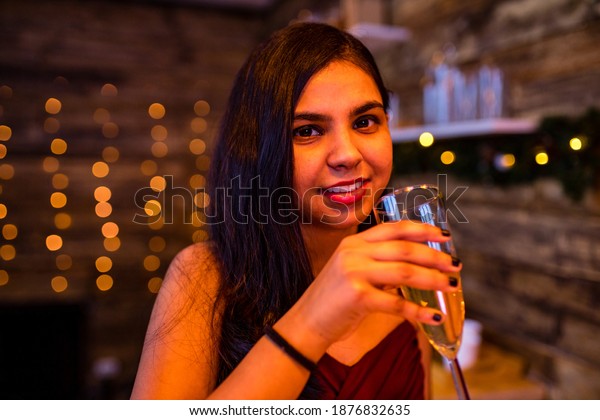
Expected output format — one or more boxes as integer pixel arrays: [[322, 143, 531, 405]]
[[368, 142, 393, 180]]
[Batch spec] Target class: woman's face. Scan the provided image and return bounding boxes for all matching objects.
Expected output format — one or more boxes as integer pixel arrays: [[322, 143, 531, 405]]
[[292, 60, 392, 232]]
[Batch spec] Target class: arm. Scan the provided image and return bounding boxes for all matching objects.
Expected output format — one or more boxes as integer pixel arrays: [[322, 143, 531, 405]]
[[132, 222, 460, 399], [131, 243, 329, 400]]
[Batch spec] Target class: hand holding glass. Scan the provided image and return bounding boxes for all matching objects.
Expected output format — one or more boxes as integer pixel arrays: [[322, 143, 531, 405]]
[[374, 185, 470, 400]]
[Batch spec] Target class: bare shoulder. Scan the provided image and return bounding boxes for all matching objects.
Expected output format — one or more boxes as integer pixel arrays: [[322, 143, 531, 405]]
[[131, 241, 222, 399], [159, 241, 221, 310]]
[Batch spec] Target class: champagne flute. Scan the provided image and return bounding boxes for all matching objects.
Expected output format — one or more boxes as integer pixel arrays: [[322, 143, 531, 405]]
[[374, 184, 470, 400]]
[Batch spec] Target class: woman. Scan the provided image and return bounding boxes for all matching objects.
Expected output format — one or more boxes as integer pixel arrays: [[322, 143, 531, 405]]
[[131, 22, 460, 400]]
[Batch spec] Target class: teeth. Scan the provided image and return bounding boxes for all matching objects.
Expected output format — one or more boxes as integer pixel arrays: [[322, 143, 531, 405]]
[[327, 180, 363, 194]]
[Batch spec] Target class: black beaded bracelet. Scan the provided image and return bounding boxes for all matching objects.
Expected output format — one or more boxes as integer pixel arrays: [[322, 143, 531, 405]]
[[264, 325, 318, 372]]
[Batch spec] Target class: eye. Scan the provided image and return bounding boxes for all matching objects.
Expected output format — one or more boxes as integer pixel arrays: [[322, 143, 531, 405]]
[[353, 115, 380, 133], [293, 125, 323, 140]]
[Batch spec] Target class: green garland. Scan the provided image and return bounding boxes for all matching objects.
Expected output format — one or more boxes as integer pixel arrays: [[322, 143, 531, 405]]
[[392, 108, 600, 201]]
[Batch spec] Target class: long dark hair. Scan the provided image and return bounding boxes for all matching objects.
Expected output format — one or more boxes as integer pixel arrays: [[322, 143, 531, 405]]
[[206, 22, 390, 396]]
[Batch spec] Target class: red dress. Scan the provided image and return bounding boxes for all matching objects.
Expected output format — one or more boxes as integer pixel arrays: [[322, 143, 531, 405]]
[[313, 321, 425, 399]]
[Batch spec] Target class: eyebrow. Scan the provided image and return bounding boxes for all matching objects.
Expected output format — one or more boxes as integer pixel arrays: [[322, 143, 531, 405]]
[[293, 100, 385, 122]]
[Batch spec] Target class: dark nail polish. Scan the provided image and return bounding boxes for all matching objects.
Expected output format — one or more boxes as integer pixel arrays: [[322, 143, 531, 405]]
[[441, 229, 451, 237], [433, 313, 442, 322], [449, 277, 458, 287], [452, 257, 461, 267]]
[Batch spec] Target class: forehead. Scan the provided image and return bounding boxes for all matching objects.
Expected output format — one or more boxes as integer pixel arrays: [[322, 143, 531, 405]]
[[295, 61, 381, 110]]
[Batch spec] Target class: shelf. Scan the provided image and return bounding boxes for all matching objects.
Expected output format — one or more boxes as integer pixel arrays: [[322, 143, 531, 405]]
[[390, 118, 539, 144]]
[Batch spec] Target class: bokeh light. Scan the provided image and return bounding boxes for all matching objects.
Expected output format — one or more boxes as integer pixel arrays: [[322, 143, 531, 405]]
[[0, 270, 8, 286], [102, 122, 119, 139], [143, 255, 160, 272], [150, 176, 166, 192], [0, 125, 12, 141], [45, 98, 62, 114], [189, 174, 206, 190], [93, 108, 111, 124], [440, 151, 455, 165], [104, 237, 121, 252], [52, 173, 69, 190], [46, 234, 63, 251], [190, 117, 207, 134], [101, 83, 118, 97], [569, 137, 582, 151], [94, 186, 112, 202], [535, 151, 549, 165], [101, 222, 119, 238], [151, 142, 168, 158], [102, 146, 120, 163], [140, 160, 158, 176], [419, 132, 434, 147], [194, 192, 210, 209], [148, 103, 166, 119], [42, 156, 60, 173], [148, 236, 166, 253], [0, 163, 15, 180], [2, 223, 18, 240], [0, 244, 16, 260], [51, 276, 68, 293], [92, 161, 110, 178], [96, 274, 114, 291], [54, 212, 72, 229], [95, 201, 112, 218], [151, 125, 168, 141], [144, 200, 162, 216], [95, 256, 113, 273], [147, 277, 163, 294], [189, 138, 206, 155], [50, 192, 67, 208], [56, 254, 72, 271], [50, 138, 68, 155], [194, 100, 210, 116], [44, 117, 60, 133]]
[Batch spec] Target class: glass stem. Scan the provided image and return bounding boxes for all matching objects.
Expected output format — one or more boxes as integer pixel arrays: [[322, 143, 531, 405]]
[[446, 357, 471, 400]]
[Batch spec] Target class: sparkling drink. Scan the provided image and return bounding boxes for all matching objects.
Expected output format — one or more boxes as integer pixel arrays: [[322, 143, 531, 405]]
[[375, 184, 470, 399], [400, 282, 464, 359]]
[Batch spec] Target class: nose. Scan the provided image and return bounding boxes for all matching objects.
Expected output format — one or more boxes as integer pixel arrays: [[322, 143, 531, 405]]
[[326, 128, 362, 171]]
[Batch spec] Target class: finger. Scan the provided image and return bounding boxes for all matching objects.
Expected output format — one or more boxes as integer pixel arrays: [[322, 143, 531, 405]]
[[362, 260, 459, 292], [367, 240, 461, 273], [360, 220, 451, 244], [364, 287, 444, 325]]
